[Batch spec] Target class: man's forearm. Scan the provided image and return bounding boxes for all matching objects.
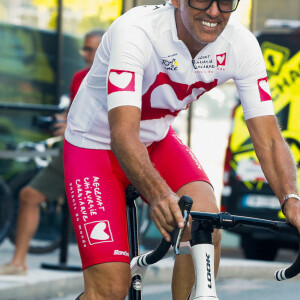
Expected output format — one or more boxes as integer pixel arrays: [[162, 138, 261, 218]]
[[254, 138, 298, 203]]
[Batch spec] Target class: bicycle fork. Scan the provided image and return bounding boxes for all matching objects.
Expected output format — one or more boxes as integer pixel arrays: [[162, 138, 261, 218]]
[[189, 221, 219, 300]]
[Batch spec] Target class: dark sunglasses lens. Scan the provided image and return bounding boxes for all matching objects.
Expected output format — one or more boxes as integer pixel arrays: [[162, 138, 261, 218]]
[[188, 0, 239, 12], [219, 0, 239, 12], [188, 0, 212, 10]]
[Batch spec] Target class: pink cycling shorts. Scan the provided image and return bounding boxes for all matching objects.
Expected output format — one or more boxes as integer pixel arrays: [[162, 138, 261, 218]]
[[63, 127, 211, 270]]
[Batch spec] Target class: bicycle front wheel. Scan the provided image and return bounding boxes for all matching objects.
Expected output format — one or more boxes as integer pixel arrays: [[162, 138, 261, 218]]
[[8, 169, 62, 254], [0, 177, 13, 244]]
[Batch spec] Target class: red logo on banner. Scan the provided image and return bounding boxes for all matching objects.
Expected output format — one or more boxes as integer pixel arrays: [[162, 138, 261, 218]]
[[216, 53, 226, 66], [258, 77, 272, 102], [108, 69, 135, 94], [84, 221, 113, 245]]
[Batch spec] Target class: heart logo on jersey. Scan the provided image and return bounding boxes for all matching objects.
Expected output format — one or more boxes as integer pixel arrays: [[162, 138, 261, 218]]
[[259, 80, 271, 94], [258, 77, 272, 101], [108, 69, 135, 94], [217, 55, 225, 64], [109, 72, 132, 89], [216, 53, 226, 66]]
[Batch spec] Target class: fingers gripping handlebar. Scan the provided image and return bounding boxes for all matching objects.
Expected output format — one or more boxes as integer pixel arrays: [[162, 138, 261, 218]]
[[171, 195, 193, 255], [135, 195, 193, 267]]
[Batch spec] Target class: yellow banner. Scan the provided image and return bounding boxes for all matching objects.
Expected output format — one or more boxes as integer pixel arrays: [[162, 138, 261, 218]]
[[33, 0, 122, 22]]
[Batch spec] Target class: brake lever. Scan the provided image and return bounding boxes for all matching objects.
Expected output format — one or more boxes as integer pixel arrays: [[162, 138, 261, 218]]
[[171, 195, 193, 255]]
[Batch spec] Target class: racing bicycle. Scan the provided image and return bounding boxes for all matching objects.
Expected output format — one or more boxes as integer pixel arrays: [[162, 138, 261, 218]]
[[0, 177, 13, 244], [125, 186, 300, 300]]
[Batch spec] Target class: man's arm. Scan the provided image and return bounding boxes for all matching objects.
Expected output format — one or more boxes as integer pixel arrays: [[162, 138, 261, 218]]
[[51, 112, 67, 136], [108, 106, 184, 241], [246, 115, 300, 232]]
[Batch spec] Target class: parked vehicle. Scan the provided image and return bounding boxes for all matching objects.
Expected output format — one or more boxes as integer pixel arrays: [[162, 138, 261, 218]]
[[0, 23, 83, 177], [221, 24, 300, 261]]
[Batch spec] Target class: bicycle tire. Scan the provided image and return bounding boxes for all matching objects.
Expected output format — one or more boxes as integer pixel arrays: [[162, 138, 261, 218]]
[[7, 169, 62, 254], [0, 177, 13, 244]]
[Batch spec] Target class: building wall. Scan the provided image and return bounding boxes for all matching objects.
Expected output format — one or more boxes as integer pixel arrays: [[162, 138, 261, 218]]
[[252, 0, 300, 32], [122, 0, 164, 13]]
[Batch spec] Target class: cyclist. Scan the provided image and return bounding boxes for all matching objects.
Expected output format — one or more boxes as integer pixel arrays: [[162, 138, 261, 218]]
[[0, 30, 104, 276], [64, 1, 300, 299]]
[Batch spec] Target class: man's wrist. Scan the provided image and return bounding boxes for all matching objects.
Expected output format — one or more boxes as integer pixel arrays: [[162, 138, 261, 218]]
[[281, 194, 300, 214]]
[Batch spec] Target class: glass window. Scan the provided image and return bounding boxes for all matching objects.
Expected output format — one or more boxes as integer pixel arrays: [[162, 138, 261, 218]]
[[0, 0, 123, 106], [0, 0, 122, 178]]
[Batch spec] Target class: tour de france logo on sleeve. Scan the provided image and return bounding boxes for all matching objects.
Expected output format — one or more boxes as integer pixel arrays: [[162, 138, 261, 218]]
[[258, 77, 272, 102], [84, 220, 114, 245], [108, 69, 135, 94]]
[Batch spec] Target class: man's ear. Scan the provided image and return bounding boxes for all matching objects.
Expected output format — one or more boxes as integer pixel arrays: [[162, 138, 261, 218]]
[[171, 0, 180, 9]]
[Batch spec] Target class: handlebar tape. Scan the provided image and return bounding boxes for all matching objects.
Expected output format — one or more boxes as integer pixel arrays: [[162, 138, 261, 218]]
[[275, 236, 300, 281]]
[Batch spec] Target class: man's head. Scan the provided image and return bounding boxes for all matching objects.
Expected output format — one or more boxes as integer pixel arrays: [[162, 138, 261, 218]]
[[171, 0, 239, 53], [81, 30, 105, 68]]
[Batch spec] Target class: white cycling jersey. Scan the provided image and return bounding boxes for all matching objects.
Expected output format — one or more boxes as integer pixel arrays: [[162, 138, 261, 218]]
[[65, 3, 274, 150]]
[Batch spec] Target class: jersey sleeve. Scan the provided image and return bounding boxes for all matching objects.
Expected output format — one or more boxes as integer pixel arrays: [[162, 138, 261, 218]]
[[106, 19, 152, 111], [233, 29, 275, 120]]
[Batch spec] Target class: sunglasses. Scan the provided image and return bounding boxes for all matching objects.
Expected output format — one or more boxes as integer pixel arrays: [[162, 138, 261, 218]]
[[188, 0, 240, 13]]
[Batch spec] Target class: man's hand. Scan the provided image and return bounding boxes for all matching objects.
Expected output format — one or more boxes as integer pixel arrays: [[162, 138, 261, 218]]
[[51, 113, 67, 136], [150, 193, 184, 242], [283, 199, 300, 234]]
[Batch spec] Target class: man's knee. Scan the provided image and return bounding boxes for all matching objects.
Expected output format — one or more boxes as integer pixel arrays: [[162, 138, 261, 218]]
[[213, 228, 222, 247], [19, 186, 46, 206]]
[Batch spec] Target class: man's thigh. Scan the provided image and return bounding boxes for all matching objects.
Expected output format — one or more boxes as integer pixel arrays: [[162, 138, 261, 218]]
[[149, 127, 212, 193], [63, 140, 130, 270]]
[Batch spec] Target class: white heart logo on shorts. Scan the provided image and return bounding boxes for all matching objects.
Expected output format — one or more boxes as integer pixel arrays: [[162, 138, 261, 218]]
[[109, 72, 133, 89], [90, 222, 110, 240]]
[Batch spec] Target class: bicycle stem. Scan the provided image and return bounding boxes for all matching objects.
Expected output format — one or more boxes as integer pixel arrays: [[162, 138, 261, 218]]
[[190, 221, 219, 300]]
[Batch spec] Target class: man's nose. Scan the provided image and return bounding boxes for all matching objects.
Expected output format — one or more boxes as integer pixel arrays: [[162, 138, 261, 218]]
[[206, 0, 220, 17]]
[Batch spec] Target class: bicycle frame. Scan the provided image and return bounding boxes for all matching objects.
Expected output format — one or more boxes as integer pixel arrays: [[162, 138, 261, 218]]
[[0, 177, 13, 245], [128, 195, 300, 300]]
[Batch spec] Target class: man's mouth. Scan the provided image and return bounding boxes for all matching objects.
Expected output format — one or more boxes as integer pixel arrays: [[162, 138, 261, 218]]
[[201, 20, 217, 28]]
